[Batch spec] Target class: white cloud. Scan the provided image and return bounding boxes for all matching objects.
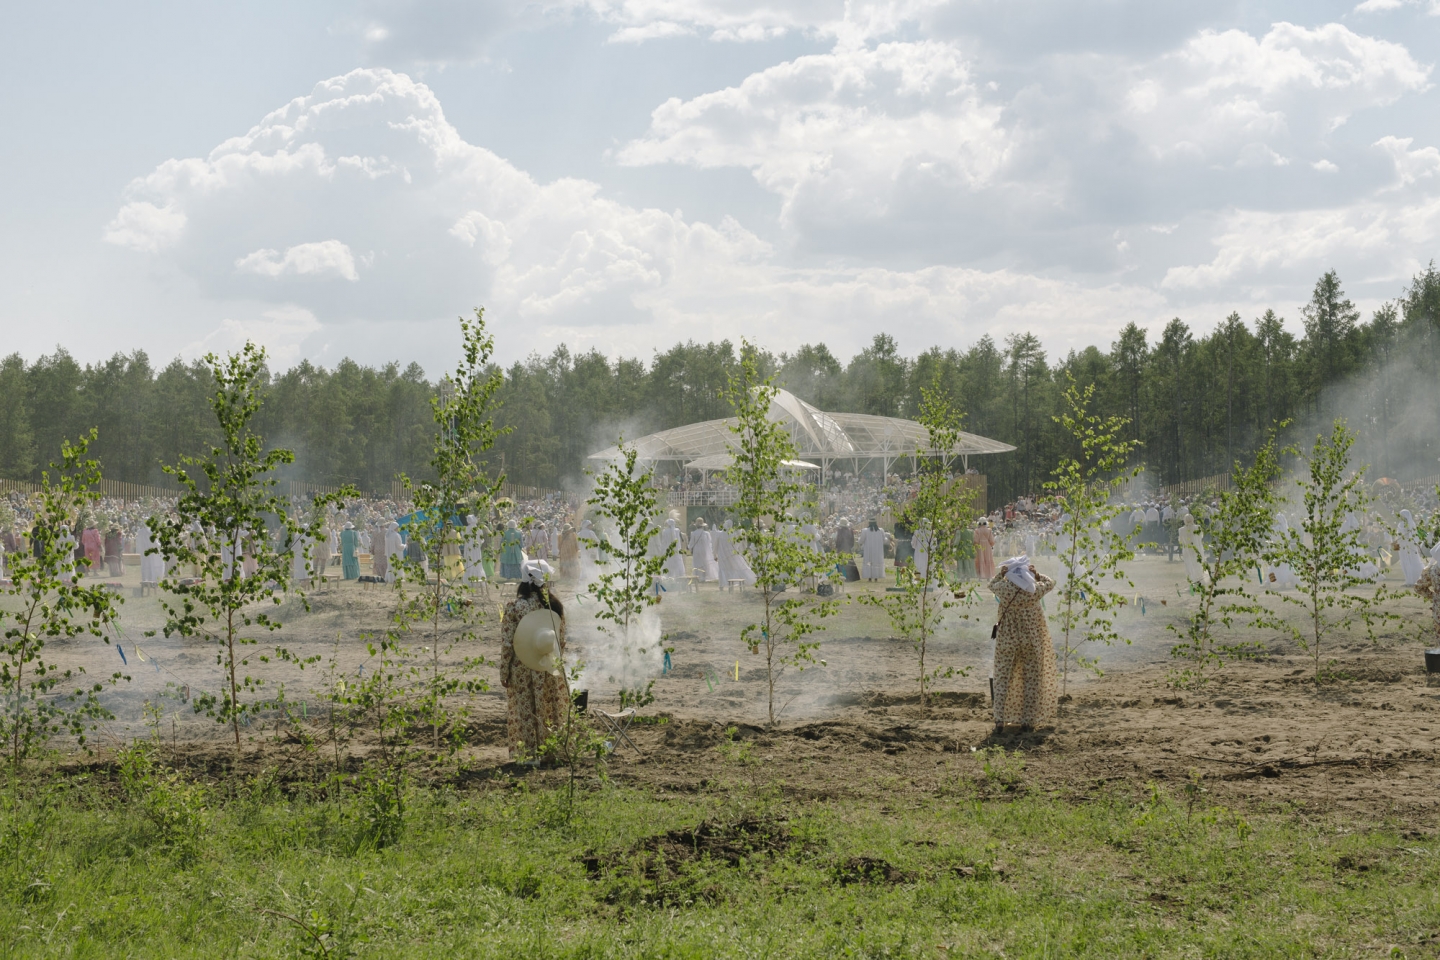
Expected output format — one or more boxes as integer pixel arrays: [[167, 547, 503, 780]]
[[103, 201, 187, 252], [1374, 134, 1440, 187], [1161, 195, 1440, 292], [606, 21, 694, 43], [108, 67, 1175, 360], [235, 241, 361, 280], [1121, 22, 1430, 163], [618, 40, 1013, 245], [182, 305, 325, 370], [1353, 0, 1440, 14]]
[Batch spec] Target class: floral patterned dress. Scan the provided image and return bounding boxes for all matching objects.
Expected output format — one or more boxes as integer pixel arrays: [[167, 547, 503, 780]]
[[499, 595, 568, 758], [1416, 564, 1440, 645], [989, 571, 1058, 726]]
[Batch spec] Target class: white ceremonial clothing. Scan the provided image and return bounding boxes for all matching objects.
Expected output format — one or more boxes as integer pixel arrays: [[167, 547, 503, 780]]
[[713, 528, 755, 587], [1398, 512, 1424, 586], [384, 526, 403, 584], [912, 526, 933, 582], [656, 521, 687, 579], [1178, 521, 1206, 584], [860, 527, 887, 580], [138, 523, 166, 583], [690, 528, 719, 581], [464, 521, 486, 584]]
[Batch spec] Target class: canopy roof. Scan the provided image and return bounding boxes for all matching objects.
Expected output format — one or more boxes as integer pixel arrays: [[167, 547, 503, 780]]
[[683, 454, 820, 471], [587, 389, 1015, 466]]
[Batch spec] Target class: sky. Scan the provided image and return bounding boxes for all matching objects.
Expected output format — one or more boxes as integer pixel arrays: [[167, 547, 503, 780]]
[[3, 0, 1439, 375]]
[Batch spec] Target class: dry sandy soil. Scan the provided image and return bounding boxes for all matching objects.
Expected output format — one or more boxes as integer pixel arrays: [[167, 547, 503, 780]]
[[29, 553, 1440, 823]]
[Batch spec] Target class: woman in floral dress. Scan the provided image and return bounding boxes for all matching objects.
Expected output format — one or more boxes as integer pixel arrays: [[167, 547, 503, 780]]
[[499, 561, 568, 761], [989, 557, 1058, 734]]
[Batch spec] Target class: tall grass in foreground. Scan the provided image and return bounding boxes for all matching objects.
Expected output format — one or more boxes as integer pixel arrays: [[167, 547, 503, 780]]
[[2, 761, 1438, 958]]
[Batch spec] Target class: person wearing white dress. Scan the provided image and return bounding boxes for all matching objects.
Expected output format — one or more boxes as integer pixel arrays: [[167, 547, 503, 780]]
[[384, 521, 404, 584], [1397, 509, 1425, 587], [1178, 513, 1206, 584], [713, 521, 756, 587], [463, 514, 487, 585], [655, 518, 687, 580], [859, 519, 889, 581], [689, 521, 719, 582], [912, 518, 936, 586]]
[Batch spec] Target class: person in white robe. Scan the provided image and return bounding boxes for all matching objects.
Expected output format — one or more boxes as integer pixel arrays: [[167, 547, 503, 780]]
[[383, 521, 404, 584], [578, 519, 599, 562], [655, 518, 687, 580], [690, 521, 719, 582], [1178, 513, 1206, 584], [859, 519, 889, 581], [57, 526, 78, 584], [1397, 509, 1425, 586], [138, 522, 166, 585], [464, 514, 487, 585], [1341, 511, 1380, 581], [713, 521, 755, 587], [290, 532, 313, 585]]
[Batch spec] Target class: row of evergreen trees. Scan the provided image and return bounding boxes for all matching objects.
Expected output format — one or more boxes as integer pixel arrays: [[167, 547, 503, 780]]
[[1, 266, 1436, 502]]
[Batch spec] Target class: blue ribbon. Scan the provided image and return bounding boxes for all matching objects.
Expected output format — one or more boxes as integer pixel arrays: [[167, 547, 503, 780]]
[[116, 644, 127, 665], [662, 651, 672, 675]]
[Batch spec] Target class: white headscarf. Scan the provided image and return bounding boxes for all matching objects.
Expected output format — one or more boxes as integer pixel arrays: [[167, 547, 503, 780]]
[[521, 559, 554, 586], [1003, 555, 1036, 593]]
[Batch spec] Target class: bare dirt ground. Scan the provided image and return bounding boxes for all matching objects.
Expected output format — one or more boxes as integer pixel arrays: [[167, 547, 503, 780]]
[[32, 553, 1440, 824]]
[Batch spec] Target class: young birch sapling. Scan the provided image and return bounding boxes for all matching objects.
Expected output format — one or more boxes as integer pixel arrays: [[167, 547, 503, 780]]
[[1167, 432, 1288, 687], [584, 441, 675, 710], [1, 431, 127, 767], [724, 342, 837, 725], [1043, 374, 1144, 696], [384, 308, 507, 753], [860, 382, 979, 708], [1264, 419, 1403, 680], [149, 343, 350, 749]]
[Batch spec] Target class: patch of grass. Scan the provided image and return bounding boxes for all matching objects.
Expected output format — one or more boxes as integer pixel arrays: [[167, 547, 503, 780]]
[[1, 767, 1439, 957]]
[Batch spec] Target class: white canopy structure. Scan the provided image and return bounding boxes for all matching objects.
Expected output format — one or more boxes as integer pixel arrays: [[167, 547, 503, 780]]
[[588, 388, 1015, 479], [683, 454, 820, 471]]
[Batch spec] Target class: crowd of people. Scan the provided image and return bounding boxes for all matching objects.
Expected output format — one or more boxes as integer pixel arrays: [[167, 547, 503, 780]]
[[4, 477, 1439, 751]]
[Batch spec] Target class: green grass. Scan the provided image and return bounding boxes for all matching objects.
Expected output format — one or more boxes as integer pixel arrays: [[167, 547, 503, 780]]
[[2, 755, 1440, 959]]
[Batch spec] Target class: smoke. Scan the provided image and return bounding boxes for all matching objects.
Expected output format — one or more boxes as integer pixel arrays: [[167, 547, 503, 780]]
[[573, 607, 666, 697], [1308, 342, 1440, 490]]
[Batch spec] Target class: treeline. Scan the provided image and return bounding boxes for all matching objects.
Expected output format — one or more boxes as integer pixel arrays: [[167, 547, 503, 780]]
[[1, 266, 1437, 503]]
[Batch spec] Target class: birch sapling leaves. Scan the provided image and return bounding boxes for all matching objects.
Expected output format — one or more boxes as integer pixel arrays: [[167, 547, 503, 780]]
[[149, 342, 350, 749], [1, 431, 127, 767], [860, 382, 978, 708], [724, 342, 836, 726], [1043, 374, 1143, 696], [585, 441, 673, 707], [1167, 431, 1287, 687], [1264, 419, 1404, 680], [388, 307, 507, 753]]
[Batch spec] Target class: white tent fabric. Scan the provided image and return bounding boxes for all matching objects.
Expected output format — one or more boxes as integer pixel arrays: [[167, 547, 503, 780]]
[[588, 388, 1014, 467]]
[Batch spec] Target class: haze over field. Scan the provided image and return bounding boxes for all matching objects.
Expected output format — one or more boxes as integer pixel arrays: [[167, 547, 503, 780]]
[[4, 1, 1439, 372]]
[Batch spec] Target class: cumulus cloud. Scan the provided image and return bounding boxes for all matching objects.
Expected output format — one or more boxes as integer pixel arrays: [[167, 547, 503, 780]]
[[347, 0, 942, 60], [107, 67, 1179, 360], [618, 40, 1009, 228], [104, 201, 187, 252], [235, 241, 361, 280], [616, 20, 1433, 275]]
